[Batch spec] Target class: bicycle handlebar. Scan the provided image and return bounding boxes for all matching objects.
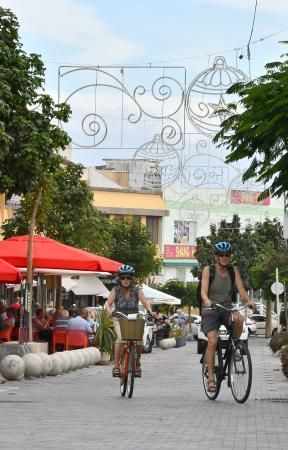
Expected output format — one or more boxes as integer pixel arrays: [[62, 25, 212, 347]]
[[213, 303, 252, 312], [112, 311, 152, 320]]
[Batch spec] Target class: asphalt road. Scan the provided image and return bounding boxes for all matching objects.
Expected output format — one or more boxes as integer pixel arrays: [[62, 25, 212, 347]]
[[1, 337, 288, 449]]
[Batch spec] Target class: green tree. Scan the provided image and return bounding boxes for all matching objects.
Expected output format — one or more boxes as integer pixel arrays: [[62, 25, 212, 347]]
[[2, 162, 112, 255], [0, 7, 70, 197], [107, 218, 162, 281], [0, 7, 70, 339], [214, 46, 288, 199], [250, 248, 288, 337], [192, 215, 284, 289], [159, 279, 198, 335]]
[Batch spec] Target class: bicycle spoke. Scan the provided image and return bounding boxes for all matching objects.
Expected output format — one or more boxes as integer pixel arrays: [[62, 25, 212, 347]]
[[229, 343, 252, 403]]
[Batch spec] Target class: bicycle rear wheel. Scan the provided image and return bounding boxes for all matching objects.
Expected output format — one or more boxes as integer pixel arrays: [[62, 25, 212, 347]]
[[120, 349, 128, 397], [127, 346, 135, 398], [229, 342, 252, 403], [202, 345, 222, 400]]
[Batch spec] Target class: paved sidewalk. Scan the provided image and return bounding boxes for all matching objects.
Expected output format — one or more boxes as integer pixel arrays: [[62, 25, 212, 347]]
[[0, 338, 288, 449]]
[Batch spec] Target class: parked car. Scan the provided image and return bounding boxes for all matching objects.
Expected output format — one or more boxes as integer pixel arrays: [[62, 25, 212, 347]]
[[250, 314, 278, 336], [197, 319, 248, 354], [186, 314, 201, 339], [246, 317, 257, 335], [138, 304, 157, 353]]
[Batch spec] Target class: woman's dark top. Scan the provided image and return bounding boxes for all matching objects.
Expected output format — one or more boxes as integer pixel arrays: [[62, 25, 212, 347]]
[[114, 285, 139, 316]]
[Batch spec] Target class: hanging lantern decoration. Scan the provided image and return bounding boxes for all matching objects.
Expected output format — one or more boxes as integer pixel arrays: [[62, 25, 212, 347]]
[[133, 134, 181, 188], [185, 56, 249, 137]]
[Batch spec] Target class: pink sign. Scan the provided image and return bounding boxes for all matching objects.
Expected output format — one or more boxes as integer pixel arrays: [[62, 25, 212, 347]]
[[230, 189, 270, 206], [164, 245, 197, 259]]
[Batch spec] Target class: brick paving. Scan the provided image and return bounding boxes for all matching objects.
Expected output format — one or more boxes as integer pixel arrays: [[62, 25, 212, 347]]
[[0, 337, 288, 449]]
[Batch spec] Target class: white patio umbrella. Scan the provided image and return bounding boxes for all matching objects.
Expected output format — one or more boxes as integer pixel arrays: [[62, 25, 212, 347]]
[[141, 284, 181, 305], [62, 275, 110, 298]]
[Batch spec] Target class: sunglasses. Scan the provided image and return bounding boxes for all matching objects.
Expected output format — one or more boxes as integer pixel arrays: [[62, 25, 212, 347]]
[[218, 253, 231, 257], [119, 276, 133, 281]]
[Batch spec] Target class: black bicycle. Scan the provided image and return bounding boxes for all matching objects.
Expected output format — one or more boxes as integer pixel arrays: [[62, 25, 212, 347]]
[[202, 304, 252, 404]]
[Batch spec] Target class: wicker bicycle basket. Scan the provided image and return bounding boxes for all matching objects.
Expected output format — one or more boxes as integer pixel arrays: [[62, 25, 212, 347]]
[[119, 318, 145, 341]]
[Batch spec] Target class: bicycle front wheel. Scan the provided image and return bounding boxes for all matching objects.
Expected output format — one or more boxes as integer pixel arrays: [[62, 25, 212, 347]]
[[120, 349, 128, 397], [127, 346, 135, 398], [229, 342, 252, 404], [202, 345, 222, 401]]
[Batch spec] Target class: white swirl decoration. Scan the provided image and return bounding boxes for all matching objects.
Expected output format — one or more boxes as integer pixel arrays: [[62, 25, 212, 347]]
[[161, 119, 183, 148], [133, 77, 184, 119], [81, 113, 107, 145]]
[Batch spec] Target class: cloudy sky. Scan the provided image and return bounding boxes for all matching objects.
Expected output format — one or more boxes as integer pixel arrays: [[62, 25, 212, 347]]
[[2, 0, 288, 166]]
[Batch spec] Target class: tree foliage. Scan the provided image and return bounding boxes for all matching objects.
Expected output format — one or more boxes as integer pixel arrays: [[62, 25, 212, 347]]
[[2, 162, 112, 255], [0, 7, 71, 198], [192, 214, 285, 289], [106, 218, 162, 281], [214, 45, 288, 199]]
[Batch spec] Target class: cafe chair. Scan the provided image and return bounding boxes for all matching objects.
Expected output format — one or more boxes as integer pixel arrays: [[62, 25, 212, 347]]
[[0, 325, 14, 342], [52, 328, 68, 352], [66, 329, 89, 350]]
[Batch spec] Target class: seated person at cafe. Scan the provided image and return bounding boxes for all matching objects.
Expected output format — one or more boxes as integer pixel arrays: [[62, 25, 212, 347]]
[[0, 299, 8, 321], [32, 307, 51, 342], [6, 307, 17, 327], [54, 309, 69, 329], [0, 314, 6, 331], [68, 307, 93, 337], [69, 304, 79, 318], [155, 318, 171, 344]]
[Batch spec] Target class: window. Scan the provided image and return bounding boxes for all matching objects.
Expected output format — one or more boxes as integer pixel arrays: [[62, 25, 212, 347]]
[[176, 267, 186, 282], [146, 217, 159, 244]]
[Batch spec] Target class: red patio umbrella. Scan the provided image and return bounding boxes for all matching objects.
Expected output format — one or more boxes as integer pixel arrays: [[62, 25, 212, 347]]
[[0, 258, 22, 283], [0, 235, 122, 272]]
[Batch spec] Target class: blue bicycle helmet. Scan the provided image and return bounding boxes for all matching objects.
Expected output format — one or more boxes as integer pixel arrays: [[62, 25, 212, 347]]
[[214, 241, 232, 254], [118, 265, 135, 276]]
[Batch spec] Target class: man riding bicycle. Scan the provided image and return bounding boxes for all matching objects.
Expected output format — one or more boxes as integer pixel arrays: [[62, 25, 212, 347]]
[[200, 242, 255, 393], [104, 265, 153, 378]]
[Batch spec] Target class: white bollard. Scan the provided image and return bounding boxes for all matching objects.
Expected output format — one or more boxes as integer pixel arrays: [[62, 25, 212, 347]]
[[159, 338, 176, 350], [0, 355, 25, 381], [22, 353, 43, 378], [48, 354, 63, 376], [38, 352, 53, 376]]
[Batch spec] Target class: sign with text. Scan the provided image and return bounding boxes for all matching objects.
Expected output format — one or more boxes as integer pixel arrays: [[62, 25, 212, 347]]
[[230, 189, 270, 205], [164, 244, 197, 259]]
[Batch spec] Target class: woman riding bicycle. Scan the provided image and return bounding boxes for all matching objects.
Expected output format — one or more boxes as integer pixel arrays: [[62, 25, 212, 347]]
[[104, 265, 153, 378], [201, 242, 255, 393]]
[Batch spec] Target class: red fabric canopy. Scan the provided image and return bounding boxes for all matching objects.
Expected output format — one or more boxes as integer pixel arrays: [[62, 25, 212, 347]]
[[0, 258, 22, 283], [0, 235, 122, 273]]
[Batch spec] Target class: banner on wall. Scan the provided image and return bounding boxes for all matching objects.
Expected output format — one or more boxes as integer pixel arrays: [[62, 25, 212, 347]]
[[164, 244, 197, 259], [230, 189, 270, 205], [174, 220, 190, 244]]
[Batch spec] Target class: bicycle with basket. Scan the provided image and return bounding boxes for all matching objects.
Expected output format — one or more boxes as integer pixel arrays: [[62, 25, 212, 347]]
[[114, 311, 146, 398]]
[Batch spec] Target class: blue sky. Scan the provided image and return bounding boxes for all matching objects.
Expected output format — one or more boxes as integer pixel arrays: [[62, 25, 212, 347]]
[[2, 0, 288, 168]]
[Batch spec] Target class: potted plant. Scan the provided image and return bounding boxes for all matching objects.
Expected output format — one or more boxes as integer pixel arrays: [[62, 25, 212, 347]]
[[94, 309, 116, 364], [169, 324, 186, 348]]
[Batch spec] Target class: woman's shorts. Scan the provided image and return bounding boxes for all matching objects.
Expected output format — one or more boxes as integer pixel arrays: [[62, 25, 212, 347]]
[[201, 307, 231, 336], [112, 318, 144, 345]]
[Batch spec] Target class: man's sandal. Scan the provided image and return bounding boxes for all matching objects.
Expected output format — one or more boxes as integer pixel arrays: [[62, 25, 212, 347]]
[[112, 367, 120, 378], [207, 379, 216, 392]]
